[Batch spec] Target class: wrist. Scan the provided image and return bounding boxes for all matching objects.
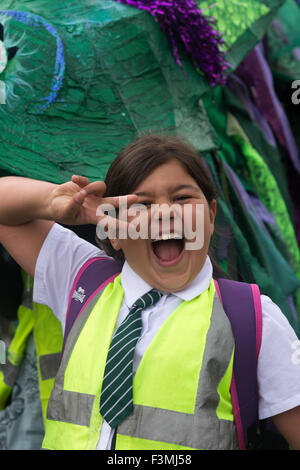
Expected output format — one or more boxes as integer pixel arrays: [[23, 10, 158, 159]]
[[36, 182, 59, 221]]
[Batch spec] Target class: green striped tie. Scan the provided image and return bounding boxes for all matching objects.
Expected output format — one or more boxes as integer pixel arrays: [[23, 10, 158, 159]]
[[100, 289, 163, 428]]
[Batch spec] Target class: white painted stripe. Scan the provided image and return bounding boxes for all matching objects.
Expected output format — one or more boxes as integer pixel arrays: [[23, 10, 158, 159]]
[[111, 316, 141, 342], [102, 345, 136, 381], [108, 395, 133, 425], [104, 385, 133, 419], [101, 358, 133, 395], [106, 326, 142, 365], [100, 370, 132, 409], [101, 358, 133, 397], [105, 329, 141, 366]]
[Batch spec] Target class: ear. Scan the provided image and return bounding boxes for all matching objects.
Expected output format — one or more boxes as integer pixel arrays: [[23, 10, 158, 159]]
[[109, 237, 121, 251]]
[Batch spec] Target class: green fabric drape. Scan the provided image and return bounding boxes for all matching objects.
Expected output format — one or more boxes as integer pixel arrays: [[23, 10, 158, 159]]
[[0, 0, 286, 182], [226, 114, 300, 279], [205, 151, 300, 333], [202, 84, 300, 325]]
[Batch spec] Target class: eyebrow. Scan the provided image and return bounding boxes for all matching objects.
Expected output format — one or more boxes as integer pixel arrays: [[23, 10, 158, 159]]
[[135, 184, 200, 197]]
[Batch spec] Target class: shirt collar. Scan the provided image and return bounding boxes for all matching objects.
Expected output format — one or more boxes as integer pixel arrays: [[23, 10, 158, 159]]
[[121, 256, 213, 308]]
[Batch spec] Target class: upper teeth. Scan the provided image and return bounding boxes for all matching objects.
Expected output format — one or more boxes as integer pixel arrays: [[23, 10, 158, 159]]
[[152, 233, 182, 242]]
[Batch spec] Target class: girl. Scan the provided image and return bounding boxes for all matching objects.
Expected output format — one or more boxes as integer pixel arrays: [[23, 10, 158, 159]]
[[0, 134, 299, 450]]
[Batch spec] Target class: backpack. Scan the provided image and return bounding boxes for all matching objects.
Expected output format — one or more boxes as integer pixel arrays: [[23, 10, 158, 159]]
[[61, 256, 289, 450]]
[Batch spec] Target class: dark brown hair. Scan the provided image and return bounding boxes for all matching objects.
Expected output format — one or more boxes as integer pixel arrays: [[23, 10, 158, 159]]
[[96, 133, 223, 275]]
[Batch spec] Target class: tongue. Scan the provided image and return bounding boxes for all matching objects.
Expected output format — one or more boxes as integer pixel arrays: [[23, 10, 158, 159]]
[[153, 239, 182, 262]]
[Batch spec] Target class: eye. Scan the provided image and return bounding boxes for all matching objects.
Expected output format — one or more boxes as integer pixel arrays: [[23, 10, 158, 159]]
[[174, 195, 191, 202], [138, 201, 152, 207]]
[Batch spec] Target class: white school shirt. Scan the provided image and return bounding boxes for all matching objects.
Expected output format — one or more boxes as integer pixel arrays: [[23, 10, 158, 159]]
[[33, 223, 300, 449]]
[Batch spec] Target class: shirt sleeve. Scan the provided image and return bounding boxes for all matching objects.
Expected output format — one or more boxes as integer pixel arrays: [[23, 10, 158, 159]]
[[33, 223, 109, 332], [257, 295, 300, 419]]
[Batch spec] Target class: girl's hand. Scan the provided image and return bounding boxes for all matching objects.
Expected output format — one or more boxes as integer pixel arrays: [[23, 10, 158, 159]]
[[49, 175, 138, 226]]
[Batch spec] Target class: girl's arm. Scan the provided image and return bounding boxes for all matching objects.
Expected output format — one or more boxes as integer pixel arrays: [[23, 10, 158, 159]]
[[272, 406, 300, 450], [0, 175, 105, 277], [0, 175, 137, 278], [0, 176, 58, 278]]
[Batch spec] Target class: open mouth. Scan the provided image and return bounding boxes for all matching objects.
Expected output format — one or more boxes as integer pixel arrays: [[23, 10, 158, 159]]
[[151, 234, 185, 267]]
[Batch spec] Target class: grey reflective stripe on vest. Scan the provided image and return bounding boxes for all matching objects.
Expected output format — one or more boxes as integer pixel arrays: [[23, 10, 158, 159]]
[[39, 353, 61, 381], [47, 289, 105, 425], [46, 389, 94, 427], [118, 293, 238, 450], [47, 291, 238, 449], [0, 361, 19, 387]]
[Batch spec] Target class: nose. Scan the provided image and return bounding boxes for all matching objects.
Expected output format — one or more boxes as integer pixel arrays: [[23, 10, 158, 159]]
[[151, 201, 180, 220], [150, 202, 183, 238]]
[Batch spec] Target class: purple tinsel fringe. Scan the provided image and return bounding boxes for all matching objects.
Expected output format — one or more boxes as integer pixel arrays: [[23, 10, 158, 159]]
[[114, 0, 229, 86]]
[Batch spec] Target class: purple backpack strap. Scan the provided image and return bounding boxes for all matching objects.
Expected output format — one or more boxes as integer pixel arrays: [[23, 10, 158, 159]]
[[214, 279, 262, 450], [61, 257, 122, 358]]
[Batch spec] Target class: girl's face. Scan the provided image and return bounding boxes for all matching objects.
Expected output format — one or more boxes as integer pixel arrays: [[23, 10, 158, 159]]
[[110, 159, 216, 293]]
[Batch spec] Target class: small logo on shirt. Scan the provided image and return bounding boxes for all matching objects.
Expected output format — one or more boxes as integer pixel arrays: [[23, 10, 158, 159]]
[[72, 287, 86, 304], [291, 340, 300, 365]]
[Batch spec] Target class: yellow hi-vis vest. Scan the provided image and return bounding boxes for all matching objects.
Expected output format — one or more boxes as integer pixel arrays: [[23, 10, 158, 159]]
[[33, 302, 63, 424], [0, 273, 63, 423], [0, 292, 34, 409], [43, 275, 238, 450]]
